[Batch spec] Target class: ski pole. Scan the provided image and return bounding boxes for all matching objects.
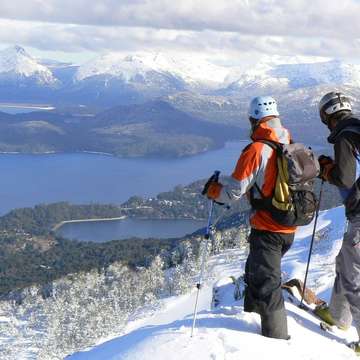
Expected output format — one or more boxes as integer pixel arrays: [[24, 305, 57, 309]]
[[191, 170, 220, 337], [299, 180, 324, 309]]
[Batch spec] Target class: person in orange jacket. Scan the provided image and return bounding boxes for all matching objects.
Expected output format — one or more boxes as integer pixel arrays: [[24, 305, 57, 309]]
[[206, 96, 295, 340]]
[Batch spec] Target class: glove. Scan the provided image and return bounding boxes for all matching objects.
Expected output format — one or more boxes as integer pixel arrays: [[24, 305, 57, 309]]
[[202, 172, 221, 195], [318, 155, 333, 166], [206, 181, 223, 201], [318, 155, 334, 181], [202, 172, 224, 204]]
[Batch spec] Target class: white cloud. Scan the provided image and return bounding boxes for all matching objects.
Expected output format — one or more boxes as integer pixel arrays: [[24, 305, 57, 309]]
[[0, 0, 360, 37], [0, 1, 359, 63]]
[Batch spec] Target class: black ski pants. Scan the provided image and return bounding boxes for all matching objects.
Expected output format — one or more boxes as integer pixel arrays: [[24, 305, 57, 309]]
[[244, 228, 294, 339]]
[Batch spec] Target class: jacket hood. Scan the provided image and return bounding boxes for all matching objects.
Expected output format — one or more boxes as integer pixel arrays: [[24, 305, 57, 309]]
[[251, 117, 291, 144], [328, 113, 360, 144]]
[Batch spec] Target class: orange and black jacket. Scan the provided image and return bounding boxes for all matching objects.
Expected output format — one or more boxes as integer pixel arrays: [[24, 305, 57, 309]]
[[215, 117, 296, 234]]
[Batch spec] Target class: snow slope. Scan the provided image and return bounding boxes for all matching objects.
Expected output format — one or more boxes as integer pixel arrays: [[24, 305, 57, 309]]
[[227, 57, 360, 92], [0, 45, 57, 85], [75, 52, 229, 89], [76, 52, 360, 94], [69, 206, 358, 360]]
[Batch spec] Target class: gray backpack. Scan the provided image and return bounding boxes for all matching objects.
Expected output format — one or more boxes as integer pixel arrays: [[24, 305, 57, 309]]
[[251, 140, 320, 226]]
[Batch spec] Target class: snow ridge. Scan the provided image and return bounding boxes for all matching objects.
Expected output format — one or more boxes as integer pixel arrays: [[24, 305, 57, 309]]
[[228, 57, 360, 91], [1, 46, 360, 93], [0, 45, 57, 85], [75, 52, 230, 88]]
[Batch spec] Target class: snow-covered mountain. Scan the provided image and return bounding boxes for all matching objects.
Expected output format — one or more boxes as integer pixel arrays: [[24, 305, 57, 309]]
[[0, 45, 58, 86], [226, 57, 360, 95], [75, 52, 230, 91], [0, 46, 360, 108]]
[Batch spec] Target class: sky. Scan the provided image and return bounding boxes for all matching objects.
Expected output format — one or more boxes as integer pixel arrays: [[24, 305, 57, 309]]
[[0, 0, 359, 65]]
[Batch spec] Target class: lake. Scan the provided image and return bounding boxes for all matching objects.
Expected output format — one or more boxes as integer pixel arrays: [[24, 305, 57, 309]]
[[0, 141, 247, 215], [0, 141, 247, 241], [57, 218, 205, 242], [0, 140, 326, 241]]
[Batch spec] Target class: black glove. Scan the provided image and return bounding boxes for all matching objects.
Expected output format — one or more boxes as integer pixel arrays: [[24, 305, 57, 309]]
[[318, 155, 334, 180]]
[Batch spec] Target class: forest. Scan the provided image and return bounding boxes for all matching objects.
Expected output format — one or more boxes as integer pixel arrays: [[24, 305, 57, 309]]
[[0, 177, 342, 296]]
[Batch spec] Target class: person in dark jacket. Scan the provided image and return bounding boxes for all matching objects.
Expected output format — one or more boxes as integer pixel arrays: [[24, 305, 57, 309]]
[[314, 91, 360, 354]]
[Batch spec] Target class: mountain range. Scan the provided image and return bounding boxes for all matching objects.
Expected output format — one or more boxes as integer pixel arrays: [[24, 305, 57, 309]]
[[1, 45, 360, 107], [1, 45, 360, 157], [225, 57, 360, 95]]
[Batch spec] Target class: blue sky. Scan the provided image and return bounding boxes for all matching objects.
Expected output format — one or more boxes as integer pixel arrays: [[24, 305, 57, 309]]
[[0, 1, 359, 65]]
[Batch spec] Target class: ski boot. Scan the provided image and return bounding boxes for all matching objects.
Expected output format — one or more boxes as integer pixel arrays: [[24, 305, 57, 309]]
[[314, 303, 349, 331], [347, 341, 360, 356]]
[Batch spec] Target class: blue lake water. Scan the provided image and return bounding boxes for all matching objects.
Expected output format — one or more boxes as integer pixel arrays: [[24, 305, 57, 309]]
[[0, 104, 329, 241], [0, 140, 326, 241], [58, 218, 205, 242], [0, 142, 247, 241], [0, 141, 247, 215]]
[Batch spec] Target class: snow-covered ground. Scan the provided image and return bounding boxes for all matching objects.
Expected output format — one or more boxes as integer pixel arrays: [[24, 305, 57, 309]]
[[69, 206, 358, 360]]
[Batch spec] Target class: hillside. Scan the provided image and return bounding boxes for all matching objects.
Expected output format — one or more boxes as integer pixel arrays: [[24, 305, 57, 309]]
[[0, 89, 354, 158], [0, 199, 352, 358], [0, 177, 341, 296], [69, 206, 358, 359], [0, 100, 242, 158]]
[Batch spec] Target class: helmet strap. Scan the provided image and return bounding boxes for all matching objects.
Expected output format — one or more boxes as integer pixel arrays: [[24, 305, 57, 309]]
[[249, 117, 258, 134], [320, 108, 328, 125]]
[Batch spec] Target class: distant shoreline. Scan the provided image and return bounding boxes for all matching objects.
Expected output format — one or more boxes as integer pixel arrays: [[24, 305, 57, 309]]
[[0, 141, 326, 160], [0, 102, 55, 110], [52, 216, 128, 231], [0, 146, 224, 159], [0, 150, 114, 157]]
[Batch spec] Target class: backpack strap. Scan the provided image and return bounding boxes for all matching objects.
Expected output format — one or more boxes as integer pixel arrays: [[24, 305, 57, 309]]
[[249, 140, 281, 209], [254, 139, 283, 155], [250, 182, 265, 204], [251, 138, 282, 200]]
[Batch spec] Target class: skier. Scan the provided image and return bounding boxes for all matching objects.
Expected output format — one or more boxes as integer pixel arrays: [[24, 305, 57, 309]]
[[205, 96, 295, 340], [314, 91, 360, 354]]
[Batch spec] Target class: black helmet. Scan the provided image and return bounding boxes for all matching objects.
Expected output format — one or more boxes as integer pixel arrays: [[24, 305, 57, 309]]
[[318, 92, 352, 125]]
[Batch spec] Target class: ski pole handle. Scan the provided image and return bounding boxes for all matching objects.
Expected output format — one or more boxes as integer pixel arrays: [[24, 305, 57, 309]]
[[202, 170, 221, 195]]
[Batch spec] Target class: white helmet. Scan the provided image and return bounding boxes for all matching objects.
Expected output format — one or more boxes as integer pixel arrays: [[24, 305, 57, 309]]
[[319, 92, 352, 124], [249, 96, 279, 120]]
